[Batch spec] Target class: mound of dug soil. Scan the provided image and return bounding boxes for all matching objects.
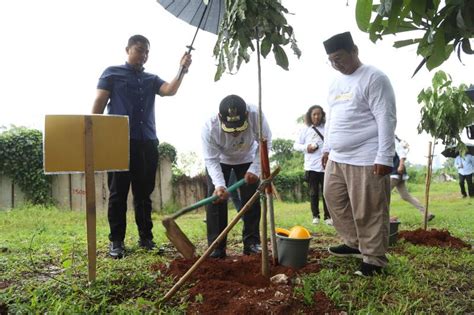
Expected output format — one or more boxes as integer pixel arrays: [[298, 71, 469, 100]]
[[399, 229, 471, 249], [152, 248, 340, 314]]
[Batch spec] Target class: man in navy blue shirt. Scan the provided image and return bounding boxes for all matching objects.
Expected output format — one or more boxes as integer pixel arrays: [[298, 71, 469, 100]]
[[92, 34, 192, 258]]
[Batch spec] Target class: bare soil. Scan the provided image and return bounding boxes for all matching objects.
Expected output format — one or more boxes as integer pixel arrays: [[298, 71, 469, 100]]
[[399, 228, 471, 249], [152, 248, 341, 314]]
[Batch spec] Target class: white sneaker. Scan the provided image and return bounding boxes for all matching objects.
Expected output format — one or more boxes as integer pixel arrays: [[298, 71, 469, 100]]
[[324, 218, 333, 226], [312, 217, 320, 224]]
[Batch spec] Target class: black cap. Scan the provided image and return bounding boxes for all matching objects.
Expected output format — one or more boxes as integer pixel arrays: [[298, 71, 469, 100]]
[[219, 95, 249, 133], [323, 31, 355, 54]]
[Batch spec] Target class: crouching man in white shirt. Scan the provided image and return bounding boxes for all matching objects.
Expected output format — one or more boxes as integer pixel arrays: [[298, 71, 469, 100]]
[[201, 94, 272, 259]]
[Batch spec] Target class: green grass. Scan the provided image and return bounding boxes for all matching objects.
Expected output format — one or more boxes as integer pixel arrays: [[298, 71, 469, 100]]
[[0, 181, 473, 313]]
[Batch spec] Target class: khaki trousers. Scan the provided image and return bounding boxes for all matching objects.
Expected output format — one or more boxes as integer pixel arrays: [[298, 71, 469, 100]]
[[324, 160, 390, 267], [390, 178, 426, 214]]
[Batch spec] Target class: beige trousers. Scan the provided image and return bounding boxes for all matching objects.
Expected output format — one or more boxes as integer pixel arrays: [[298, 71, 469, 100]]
[[390, 178, 427, 215], [324, 160, 390, 267]]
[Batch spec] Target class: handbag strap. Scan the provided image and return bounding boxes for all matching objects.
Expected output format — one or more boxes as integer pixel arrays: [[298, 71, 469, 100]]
[[312, 126, 324, 141]]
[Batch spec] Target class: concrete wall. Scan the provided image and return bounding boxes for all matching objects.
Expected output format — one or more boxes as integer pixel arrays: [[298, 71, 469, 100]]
[[0, 159, 306, 211], [0, 176, 26, 209], [173, 176, 207, 208], [0, 158, 174, 212]]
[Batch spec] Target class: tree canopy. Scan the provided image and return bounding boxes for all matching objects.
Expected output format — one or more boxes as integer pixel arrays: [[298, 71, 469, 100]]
[[213, 0, 301, 81], [356, 0, 474, 76], [417, 70, 473, 150]]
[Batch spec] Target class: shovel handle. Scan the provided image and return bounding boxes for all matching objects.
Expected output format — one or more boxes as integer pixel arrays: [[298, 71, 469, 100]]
[[167, 178, 245, 221]]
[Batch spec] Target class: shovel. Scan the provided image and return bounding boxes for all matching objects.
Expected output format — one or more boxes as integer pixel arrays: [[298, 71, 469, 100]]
[[162, 178, 245, 259]]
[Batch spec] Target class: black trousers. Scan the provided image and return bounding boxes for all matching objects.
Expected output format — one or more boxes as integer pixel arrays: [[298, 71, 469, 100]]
[[206, 163, 261, 250], [307, 170, 330, 219], [459, 173, 474, 197], [107, 139, 158, 242]]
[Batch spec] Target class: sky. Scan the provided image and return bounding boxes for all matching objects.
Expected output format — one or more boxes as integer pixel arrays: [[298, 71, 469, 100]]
[[1, 0, 473, 173]]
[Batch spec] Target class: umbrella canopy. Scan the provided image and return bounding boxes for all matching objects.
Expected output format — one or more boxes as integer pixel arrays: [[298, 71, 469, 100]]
[[157, 0, 225, 35], [465, 87, 474, 101], [441, 144, 474, 158]]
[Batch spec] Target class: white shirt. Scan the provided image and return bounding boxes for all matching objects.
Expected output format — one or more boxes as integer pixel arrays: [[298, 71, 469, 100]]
[[390, 138, 410, 180], [293, 124, 325, 172], [201, 104, 272, 188], [323, 64, 397, 166], [455, 154, 474, 176]]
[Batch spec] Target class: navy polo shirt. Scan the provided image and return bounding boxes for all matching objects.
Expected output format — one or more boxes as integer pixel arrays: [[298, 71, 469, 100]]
[[97, 63, 165, 140]]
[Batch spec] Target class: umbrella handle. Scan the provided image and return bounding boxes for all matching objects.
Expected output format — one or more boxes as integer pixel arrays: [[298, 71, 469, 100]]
[[178, 65, 187, 80], [177, 45, 195, 80]]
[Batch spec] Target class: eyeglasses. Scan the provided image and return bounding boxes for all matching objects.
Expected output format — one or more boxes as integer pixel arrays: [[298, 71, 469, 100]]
[[328, 56, 348, 66]]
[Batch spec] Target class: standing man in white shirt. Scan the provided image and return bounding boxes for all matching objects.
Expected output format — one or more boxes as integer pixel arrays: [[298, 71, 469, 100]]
[[321, 32, 397, 276], [454, 153, 474, 198], [294, 105, 332, 225], [201, 94, 272, 259]]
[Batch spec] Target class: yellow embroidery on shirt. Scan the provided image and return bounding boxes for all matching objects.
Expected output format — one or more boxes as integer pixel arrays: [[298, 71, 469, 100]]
[[334, 92, 353, 101]]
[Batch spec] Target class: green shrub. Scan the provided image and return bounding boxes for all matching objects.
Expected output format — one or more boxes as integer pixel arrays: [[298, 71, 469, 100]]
[[0, 126, 52, 204], [273, 170, 308, 202], [158, 142, 177, 165]]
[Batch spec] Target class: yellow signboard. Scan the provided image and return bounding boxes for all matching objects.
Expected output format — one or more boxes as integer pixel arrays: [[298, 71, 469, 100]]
[[44, 115, 129, 173]]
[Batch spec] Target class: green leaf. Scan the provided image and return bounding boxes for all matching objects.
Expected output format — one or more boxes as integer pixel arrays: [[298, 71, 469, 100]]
[[399, 0, 412, 20], [393, 38, 420, 48], [426, 29, 448, 70], [214, 54, 226, 82], [461, 38, 474, 54], [410, 0, 427, 24], [387, 0, 404, 33], [369, 14, 384, 42], [272, 44, 289, 70], [260, 36, 272, 57], [356, 0, 374, 32]]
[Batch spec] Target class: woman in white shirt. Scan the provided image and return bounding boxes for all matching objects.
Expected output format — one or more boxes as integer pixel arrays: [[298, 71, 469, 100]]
[[294, 105, 332, 225]]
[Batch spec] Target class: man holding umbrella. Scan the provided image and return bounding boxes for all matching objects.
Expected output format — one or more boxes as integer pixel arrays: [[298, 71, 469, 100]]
[[201, 94, 272, 259], [92, 34, 192, 259]]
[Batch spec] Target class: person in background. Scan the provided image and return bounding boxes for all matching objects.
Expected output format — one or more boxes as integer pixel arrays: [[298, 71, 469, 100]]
[[201, 94, 272, 259], [294, 105, 332, 226], [454, 152, 474, 198], [92, 34, 192, 259], [391, 136, 435, 221], [321, 31, 397, 277]]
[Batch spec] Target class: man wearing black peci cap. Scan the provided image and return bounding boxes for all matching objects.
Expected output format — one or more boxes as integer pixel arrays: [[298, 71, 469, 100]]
[[321, 32, 397, 276], [201, 94, 272, 258]]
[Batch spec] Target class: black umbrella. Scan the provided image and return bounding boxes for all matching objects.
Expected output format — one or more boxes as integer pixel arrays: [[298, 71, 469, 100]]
[[465, 87, 474, 101], [158, 0, 224, 49], [441, 144, 474, 158], [158, 0, 224, 79]]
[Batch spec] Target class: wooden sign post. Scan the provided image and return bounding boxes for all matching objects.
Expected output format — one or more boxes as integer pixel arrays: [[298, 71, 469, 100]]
[[44, 115, 129, 282], [84, 116, 97, 281]]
